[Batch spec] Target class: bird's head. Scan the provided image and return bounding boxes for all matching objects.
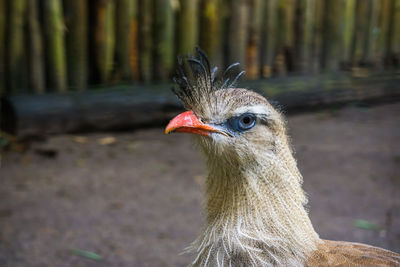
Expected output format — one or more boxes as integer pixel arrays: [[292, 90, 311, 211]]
[[165, 48, 288, 169]]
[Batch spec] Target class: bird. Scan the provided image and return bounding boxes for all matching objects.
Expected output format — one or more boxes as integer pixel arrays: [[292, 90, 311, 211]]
[[165, 47, 400, 266]]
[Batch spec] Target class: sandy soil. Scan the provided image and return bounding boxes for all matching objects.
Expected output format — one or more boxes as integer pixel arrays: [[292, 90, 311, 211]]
[[1, 103, 399, 266]]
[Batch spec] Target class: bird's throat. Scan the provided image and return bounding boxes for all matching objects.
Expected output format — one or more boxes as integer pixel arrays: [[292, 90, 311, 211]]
[[188, 155, 320, 266]]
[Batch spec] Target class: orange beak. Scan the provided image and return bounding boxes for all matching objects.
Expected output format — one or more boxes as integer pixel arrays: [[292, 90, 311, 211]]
[[165, 111, 220, 137]]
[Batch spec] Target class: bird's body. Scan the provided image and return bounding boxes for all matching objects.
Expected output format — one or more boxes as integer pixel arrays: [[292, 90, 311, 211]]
[[165, 48, 400, 266]]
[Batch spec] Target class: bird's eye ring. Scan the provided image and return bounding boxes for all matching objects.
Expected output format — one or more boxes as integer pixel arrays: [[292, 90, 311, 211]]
[[228, 113, 257, 132]]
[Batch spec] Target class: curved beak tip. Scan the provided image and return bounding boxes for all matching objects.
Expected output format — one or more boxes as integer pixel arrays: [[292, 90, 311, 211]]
[[164, 111, 219, 137]]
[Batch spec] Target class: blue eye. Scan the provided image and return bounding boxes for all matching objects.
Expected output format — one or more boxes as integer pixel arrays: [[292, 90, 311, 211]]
[[228, 113, 257, 132]]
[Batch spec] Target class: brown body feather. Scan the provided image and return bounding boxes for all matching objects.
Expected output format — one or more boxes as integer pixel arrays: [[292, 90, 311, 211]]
[[307, 240, 400, 266]]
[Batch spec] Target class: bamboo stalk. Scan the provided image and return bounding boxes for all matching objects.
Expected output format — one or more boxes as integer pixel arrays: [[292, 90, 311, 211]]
[[342, 0, 356, 66], [177, 0, 199, 56], [293, 0, 306, 72], [199, 0, 222, 66], [8, 0, 27, 93], [246, 0, 263, 79], [129, 0, 139, 80], [227, 0, 248, 66], [0, 0, 6, 95], [65, 0, 88, 90], [321, 0, 344, 71], [43, 0, 67, 92], [154, 0, 175, 81], [376, 0, 392, 68], [351, 0, 368, 66], [260, 0, 277, 77], [384, 0, 396, 66], [303, 0, 315, 73], [275, 0, 295, 75], [115, 0, 133, 81], [139, 0, 152, 82], [362, 0, 380, 65], [310, 0, 324, 73], [93, 0, 115, 84], [391, 0, 400, 65], [27, 0, 45, 93]]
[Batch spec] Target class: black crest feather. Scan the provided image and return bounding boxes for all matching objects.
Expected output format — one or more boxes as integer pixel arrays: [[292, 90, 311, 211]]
[[172, 47, 245, 112]]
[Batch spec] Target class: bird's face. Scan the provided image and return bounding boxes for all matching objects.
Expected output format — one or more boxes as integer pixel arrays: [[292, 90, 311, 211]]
[[166, 88, 285, 165]]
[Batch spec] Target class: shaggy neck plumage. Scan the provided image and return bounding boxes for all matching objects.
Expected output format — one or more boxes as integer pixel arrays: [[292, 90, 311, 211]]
[[188, 138, 320, 266]]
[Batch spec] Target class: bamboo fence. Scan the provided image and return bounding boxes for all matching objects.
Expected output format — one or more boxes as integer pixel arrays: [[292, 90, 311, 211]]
[[0, 0, 399, 95]]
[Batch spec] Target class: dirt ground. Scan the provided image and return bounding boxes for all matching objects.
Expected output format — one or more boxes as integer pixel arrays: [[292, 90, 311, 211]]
[[1, 102, 399, 267]]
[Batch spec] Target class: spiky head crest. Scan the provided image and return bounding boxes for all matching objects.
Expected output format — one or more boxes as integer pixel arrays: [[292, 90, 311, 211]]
[[172, 47, 245, 116]]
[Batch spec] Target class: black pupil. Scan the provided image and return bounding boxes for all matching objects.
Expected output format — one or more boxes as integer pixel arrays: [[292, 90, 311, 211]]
[[242, 116, 251, 125]]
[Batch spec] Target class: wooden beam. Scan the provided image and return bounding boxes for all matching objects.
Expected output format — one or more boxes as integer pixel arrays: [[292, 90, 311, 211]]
[[2, 73, 399, 138]]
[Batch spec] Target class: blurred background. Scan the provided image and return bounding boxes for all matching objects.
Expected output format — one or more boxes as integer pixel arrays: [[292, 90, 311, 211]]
[[0, 0, 399, 266]]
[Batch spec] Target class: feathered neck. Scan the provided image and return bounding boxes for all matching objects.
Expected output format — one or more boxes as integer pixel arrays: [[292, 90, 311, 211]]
[[187, 139, 320, 266]]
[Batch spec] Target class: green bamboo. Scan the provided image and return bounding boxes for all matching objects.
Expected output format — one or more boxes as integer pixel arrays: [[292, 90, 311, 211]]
[[342, 0, 356, 65], [94, 0, 115, 84], [310, 0, 324, 73], [139, 0, 152, 82], [376, 0, 392, 68], [260, 0, 277, 77], [177, 0, 199, 56], [65, 0, 88, 90], [391, 0, 400, 64], [275, 0, 295, 75], [351, 0, 368, 66], [199, 0, 222, 66], [115, 0, 133, 81], [129, 0, 139, 80], [8, 0, 27, 93], [0, 0, 6, 95], [246, 0, 264, 79], [227, 0, 248, 66], [154, 0, 175, 81], [43, 0, 67, 92], [321, 0, 344, 71], [27, 0, 45, 93], [293, 0, 307, 72], [303, 0, 315, 72], [362, 0, 380, 65], [384, 0, 396, 66]]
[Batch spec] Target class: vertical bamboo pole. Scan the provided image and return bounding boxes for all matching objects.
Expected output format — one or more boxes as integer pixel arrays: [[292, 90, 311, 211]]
[[321, 0, 344, 71], [260, 0, 277, 77], [115, 0, 133, 81], [376, 0, 392, 68], [384, 0, 396, 66], [303, 0, 315, 73], [199, 0, 222, 66], [177, 0, 199, 56], [342, 0, 356, 66], [391, 0, 400, 66], [65, 0, 88, 90], [351, 0, 368, 66], [43, 0, 67, 92], [0, 0, 6, 95], [294, 0, 307, 72], [227, 0, 248, 66], [139, 0, 152, 82], [129, 0, 139, 80], [27, 0, 45, 93], [93, 0, 115, 84], [246, 0, 263, 79], [310, 0, 323, 73], [276, 0, 295, 74], [362, 0, 380, 65], [8, 0, 27, 93], [154, 0, 175, 81]]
